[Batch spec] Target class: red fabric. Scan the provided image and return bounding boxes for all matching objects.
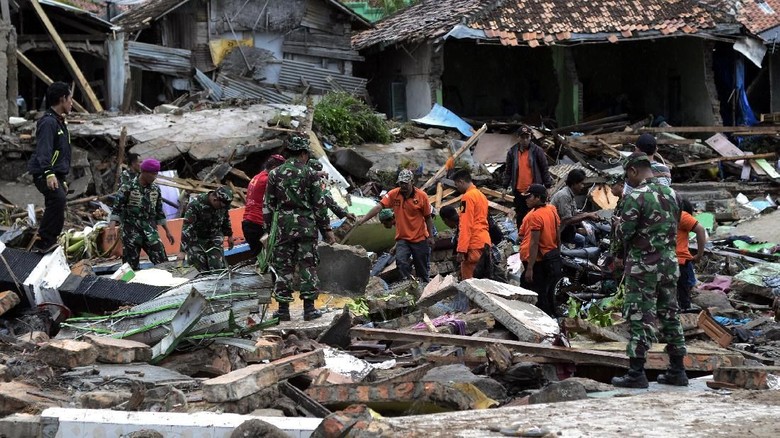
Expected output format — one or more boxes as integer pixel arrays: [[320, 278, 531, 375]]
[[243, 170, 269, 225]]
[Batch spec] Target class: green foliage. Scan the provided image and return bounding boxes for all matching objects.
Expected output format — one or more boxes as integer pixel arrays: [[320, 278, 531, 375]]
[[313, 92, 392, 146], [566, 283, 625, 327]]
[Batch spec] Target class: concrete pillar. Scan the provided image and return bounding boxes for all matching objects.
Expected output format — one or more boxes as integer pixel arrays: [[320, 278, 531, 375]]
[[0, 22, 12, 133], [106, 31, 126, 112]]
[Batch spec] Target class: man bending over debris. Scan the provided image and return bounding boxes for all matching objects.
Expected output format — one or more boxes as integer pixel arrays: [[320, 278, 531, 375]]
[[308, 159, 357, 223], [452, 169, 491, 280], [182, 186, 236, 272], [243, 154, 285, 257], [612, 152, 688, 388], [28, 82, 73, 253], [518, 184, 561, 317], [266, 135, 335, 322], [356, 169, 436, 282], [110, 159, 175, 270]]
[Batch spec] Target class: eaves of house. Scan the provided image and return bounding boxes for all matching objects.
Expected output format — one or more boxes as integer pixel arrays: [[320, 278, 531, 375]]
[[352, 0, 744, 51]]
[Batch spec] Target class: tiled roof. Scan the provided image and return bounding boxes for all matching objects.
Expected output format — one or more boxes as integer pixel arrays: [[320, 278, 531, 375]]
[[739, 0, 780, 34], [353, 0, 735, 50], [352, 0, 487, 50], [112, 0, 189, 32]]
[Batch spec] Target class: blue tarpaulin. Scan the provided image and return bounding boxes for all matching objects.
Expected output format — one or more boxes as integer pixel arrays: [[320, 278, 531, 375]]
[[412, 104, 474, 137], [735, 58, 759, 127]]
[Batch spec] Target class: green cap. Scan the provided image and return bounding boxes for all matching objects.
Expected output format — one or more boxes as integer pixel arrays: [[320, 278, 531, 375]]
[[308, 159, 323, 171], [378, 209, 394, 222], [606, 174, 624, 185], [287, 134, 310, 151], [215, 186, 233, 204]]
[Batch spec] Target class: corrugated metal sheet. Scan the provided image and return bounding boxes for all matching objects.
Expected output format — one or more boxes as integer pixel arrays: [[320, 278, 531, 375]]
[[278, 59, 367, 94], [194, 69, 223, 101], [128, 41, 192, 77], [217, 73, 292, 104]]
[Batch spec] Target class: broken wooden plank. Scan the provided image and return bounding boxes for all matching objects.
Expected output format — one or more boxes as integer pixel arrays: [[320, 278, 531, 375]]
[[676, 152, 776, 168], [704, 133, 765, 176], [434, 183, 443, 209], [697, 311, 733, 348], [640, 126, 780, 134], [113, 126, 127, 191], [350, 327, 629, 367], [421, 124, 487, 191], [479, 187, 515, 203], [278, 380, 331, 418], [16, 50, 89, 113], [30, 0, 103, 112]]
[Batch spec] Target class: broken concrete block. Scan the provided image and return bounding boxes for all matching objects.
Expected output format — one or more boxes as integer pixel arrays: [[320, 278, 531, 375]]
[[316, 307, 353, 349], [461, 278, 537, 304], [244, 335, 283, 363], [423, 364, 507, 402], [84, 335, 152, 364], [0, 414, 42, 437], [712, 366, 780, 390], [692, 290, 734, 311], [17, 331, 49, 344], [0, 291, 20, 316], [417, 274, 459, 308], [79, 390, 132, 409], [0, 382, 56, 416], [202, 350, 325, 402], [561, 377, 614, 393], [159, 344, 233, 377], [306, 381, 478, 413], [312, 404, 394, 438], [332, 148, 374, 178], [317, 243, 371, 296], [529, 380, 588, 404], [232, 419, 289, 438], [458, 280, 559, 343], [310, 368, 355, 385], [424, 128, 446, 137], [37, 339, 98, 369]]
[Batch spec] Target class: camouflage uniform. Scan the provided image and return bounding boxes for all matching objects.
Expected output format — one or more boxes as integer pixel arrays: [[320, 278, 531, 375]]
[[119, 168, 138, 188], [181, 188, 233, 272], [267, 154, 330, 303], [110, 177, 168, 270], [619, 181, 686, 359]]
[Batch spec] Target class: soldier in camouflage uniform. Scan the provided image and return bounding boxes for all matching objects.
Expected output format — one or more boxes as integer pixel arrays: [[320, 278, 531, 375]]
[[607, 173, 626, 269], [267, 135, 336, 321], [110, 159, 175, 270], [308, 159, 356, 223], [119, 153, 141, 188], [181, 186, 235, 272], [612, 152, 688, 388]]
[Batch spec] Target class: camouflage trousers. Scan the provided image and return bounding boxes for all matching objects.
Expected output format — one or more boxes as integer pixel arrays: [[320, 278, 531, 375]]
[[623, 261, 687, 358], [186, 238, 226, 272], [122, 224, 167, 270], [271, 237, 319, 303]]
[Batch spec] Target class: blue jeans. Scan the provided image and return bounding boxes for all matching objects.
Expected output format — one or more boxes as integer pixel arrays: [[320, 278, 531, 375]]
[[395, 239, 430, 281], [573, 233, 587, 248]]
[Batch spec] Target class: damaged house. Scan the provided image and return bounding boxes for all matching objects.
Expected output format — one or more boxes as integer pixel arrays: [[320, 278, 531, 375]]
[[112, 0, 372, 108], [353, 0, 770, 128]]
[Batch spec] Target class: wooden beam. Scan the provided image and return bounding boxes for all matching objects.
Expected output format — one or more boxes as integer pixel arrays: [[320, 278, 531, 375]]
[[428, 188, 455, 204], [113, 126, 127, 191], [421, 124, 487, 191], [350, 327, 629, 367], [434, 183, 443, 209], [15, 50, 89, 114], [639, 126, 780, 134], [676, 152, 776, 168], [30, 0, 103, 112], [479, 187, 514, 203]]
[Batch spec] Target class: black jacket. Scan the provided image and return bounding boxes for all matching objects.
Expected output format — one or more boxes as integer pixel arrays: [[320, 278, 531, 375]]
[[503, 142, 552, 190], [28, 109, 71, 178]]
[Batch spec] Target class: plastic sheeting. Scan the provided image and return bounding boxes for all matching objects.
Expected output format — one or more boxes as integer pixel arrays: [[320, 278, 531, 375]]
[[412, 104, 474, 137], [735, 58, 759, 127]]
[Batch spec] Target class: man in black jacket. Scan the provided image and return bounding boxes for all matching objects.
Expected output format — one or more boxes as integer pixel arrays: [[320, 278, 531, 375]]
[[28, 82, 73, 252], [503, 125, 553, 231]]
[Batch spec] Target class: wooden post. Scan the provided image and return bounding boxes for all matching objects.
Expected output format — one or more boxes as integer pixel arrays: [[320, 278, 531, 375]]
[[30, 0, 104, 112], [16, 50, 89, 114], [114, 126, 127, 191], [421, 124, 487, 191], [676, 152, 777, 168], [434, 183, 443, 209]]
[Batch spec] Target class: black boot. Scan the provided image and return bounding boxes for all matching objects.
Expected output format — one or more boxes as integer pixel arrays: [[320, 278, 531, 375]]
[[657, 355, 689, 386], [303, 299, 322, 321], [272, 303, 291, 322], [612, 358, 649, 388]]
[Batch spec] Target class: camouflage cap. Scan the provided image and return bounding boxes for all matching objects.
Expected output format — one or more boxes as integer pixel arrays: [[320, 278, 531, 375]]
[[606, 174, 625, 185], [623, 152, 651, 170], [215, 186, 233, 204], [397, 169, 414, 184], [378, 208, 394, 222], [308, 159, 323, 171], [287, 134, 310, 151]]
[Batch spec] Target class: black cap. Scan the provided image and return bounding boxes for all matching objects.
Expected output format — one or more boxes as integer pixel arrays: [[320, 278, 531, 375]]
[[636, 133, 657, 149], [517, 125, 532, 136], [522, 183, 547, 197]]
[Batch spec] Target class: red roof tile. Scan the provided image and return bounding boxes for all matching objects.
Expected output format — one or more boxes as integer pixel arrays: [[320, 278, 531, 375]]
[[739, 0, 780, 34]]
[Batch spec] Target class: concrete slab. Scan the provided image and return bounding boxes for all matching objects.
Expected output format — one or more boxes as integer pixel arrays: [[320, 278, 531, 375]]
[[418, 274, 459, 308], [84, 335, 152, 364], [62, 363, 196, 388], [382, 388, 780, 437], [37, 340, 98, 369], [40, 408, 322, 438], [458, 281, 558, 343], [316, 242, 371, 297], [0, 382, 58, 416], [461, 278, 537, 304]]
